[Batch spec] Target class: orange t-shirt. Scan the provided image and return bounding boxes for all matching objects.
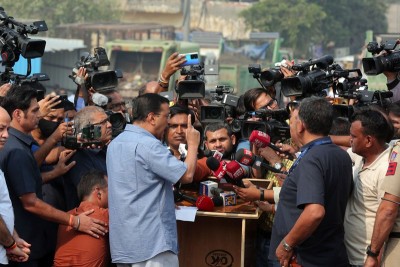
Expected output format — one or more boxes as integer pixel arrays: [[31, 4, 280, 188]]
[[193, 157, 212, 182], [54, 201, 109, 267]]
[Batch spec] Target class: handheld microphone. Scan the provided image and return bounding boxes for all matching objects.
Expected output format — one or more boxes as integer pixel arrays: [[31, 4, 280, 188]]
[[203, 149, 223, 161], [206, 157, 228, 180], [195, 195, 215, 211], [225, 160, 246, 187], [235, 148, 283, 173], [249, 130, 294, 160], [206, 157, 244, 187]]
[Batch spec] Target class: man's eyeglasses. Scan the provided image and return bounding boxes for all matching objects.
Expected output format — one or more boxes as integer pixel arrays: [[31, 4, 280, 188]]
[[92, 117, 109, 126], [261, 98, 278, 109], [111, 101, 126, 111]]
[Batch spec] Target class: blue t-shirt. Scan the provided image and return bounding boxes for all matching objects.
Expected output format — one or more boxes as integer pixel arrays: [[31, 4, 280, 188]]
[[107, 124, 187, 264], [269, 137, 353, 267]]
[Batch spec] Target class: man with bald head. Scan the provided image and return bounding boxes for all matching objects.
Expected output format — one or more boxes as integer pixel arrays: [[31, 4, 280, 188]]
[[0, 106, 31, 265]]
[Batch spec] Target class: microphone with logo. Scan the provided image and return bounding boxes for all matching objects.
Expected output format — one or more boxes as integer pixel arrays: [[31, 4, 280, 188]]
[[249, 130, 294, 160], [206, 157, 241, 184], [235, 148, 283, 173], [173, 187, 219, 211], [224, 160, 247, 188]]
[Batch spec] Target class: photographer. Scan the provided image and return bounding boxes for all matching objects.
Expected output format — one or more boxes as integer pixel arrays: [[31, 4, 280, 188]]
[[63, 106, 112, 210]]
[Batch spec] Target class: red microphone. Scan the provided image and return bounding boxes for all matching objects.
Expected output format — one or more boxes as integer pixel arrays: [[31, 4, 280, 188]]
[[196, 195, 214, 211], [249, 130, 294, 160], [235, 148, 283, 173], [225, 160, 246, 187], [206, 157, 228, 181]]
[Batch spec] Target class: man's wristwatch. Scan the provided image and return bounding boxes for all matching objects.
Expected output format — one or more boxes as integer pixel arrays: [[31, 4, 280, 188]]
[[281, 239, 293, 252], [274, 162, 283, 171], [366, 245, 380, 258]]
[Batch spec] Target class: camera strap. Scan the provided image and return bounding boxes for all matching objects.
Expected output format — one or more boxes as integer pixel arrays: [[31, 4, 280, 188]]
[[387, 73, 400, 91]]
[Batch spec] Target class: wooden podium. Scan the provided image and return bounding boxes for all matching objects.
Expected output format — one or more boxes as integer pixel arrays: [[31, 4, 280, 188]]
[[176, 184, 261, 267]]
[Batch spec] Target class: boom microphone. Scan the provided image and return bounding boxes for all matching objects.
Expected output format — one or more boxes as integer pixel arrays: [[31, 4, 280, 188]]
[[235, 148, 283, 173], [249, 130, 294, 160]]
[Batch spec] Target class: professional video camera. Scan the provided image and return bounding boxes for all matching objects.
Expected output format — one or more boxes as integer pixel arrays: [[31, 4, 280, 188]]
[[231, 108, 290, 142], [0, 7, 47, 83], [176, 63, 206, 99], [200, 85, 239, 124], [362, 40, 400, 75], [281, 55, 334, 97], [248, 60, 291, 88], [69, 47, 122, 92]]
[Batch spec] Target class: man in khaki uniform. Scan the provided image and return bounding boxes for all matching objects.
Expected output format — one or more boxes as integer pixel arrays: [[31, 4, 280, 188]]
[[364, 141, 400, 267]]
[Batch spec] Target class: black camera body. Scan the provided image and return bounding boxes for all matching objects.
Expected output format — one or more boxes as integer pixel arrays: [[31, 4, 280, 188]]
[[0, 7, 47, 83], [200, 85, 239, 124], [62, 122, 102, 150], [71, 47, 121, 92], [177, 64, 206, 99], [362, 40, 400, 75], [0, 7, 47, 67], [281, 55, 334, 97], [231, 109, 290, 142]]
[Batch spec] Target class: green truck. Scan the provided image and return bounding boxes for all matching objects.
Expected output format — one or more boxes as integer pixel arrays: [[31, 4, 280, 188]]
[[106, 38, 288, 97], [106, 40, 200, 97]]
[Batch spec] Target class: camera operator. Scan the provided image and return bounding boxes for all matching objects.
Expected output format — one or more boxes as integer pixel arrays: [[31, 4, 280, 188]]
[[63, 106, 112, 210], [103, 89, 127, 116], [0, 85, 107, 266]]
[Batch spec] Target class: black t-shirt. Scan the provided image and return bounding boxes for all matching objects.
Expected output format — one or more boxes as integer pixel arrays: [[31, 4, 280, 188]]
[[270, 137, 353, 267], [0, 127, 50, 260], [63, 148, 107, 210]]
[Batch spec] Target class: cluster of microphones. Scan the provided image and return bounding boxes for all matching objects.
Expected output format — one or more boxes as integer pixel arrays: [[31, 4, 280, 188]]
[[174, 130, 290, 211]]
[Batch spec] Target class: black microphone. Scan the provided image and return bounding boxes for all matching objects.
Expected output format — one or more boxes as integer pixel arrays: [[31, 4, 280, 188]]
[[235, 148, 283, 173]]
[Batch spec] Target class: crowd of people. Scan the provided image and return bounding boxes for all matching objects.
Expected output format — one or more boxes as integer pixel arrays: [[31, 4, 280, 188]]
[[0, 49, 399, 267]]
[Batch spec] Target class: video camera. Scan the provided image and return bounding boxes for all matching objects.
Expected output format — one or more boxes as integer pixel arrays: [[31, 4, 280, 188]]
[[61, 122, 103, 150], [281, 55, 334, 97], [231, 108, 290, 142], [362, 40, 400, 75], [70, 47, 122, 92], [200, 85, 239, 124], [0, 7, 47, 83], [177, 63, 206, 99]]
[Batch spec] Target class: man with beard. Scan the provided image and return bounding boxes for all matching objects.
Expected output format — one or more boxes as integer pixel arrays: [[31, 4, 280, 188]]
[[204, 122, 237, 161]]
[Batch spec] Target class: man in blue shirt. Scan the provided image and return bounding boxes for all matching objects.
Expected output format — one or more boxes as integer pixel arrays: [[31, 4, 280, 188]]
[[107, 94, 200, 266], [269, 97, 353, 267]]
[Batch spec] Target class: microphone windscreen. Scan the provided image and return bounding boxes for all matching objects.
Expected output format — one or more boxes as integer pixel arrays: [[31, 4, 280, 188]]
[[196, 195, 214, 211], [225, 160, 247, 180], [249, 130, 270, 148], [235, 148, 255, 166], [206, 157, 220, 171], [92, 92, 109, 107]]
